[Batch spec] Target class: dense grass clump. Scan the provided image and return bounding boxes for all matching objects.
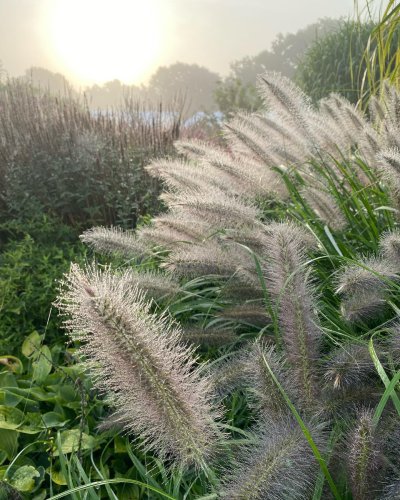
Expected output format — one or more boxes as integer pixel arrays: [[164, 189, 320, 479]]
[[0, 80, 183, 229], [43, 73, 400, 499]]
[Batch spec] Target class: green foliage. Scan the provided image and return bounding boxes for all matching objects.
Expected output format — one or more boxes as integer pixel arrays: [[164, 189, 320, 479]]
[[215, 18, 340, 115], [358, 0, 400, 104], [0, 215, 86, 353], [296, 21, 378, 104], [0, 81, 180, 229], [0, 330, 222, 499]]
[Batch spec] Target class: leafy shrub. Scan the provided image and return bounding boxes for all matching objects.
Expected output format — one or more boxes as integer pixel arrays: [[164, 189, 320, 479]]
[[0, 81, 183, 229], [295, 20, 399, 104], [0, 215, 86, 353]]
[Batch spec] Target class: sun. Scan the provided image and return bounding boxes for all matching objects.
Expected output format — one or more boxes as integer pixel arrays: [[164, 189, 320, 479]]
[[45, 0, 163, 85]]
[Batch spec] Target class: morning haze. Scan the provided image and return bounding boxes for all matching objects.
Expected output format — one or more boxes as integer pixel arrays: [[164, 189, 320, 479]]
[[1, 0, 354, 87]]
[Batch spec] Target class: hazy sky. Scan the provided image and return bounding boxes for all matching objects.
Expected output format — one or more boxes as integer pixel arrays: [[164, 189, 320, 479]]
[[0, 0, 357, 87]]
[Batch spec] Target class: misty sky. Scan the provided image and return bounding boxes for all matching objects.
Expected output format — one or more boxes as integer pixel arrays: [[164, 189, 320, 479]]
[[0, 0, 357, 86]]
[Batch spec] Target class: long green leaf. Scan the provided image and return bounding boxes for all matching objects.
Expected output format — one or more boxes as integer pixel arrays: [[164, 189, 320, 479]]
[[369, 337, 400, 417], [47, 479, 177, 500], [260, 348, 342, 500]]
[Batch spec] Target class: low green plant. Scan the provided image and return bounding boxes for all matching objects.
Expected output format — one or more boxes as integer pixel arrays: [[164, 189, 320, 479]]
[[0, 215, 86, 353]]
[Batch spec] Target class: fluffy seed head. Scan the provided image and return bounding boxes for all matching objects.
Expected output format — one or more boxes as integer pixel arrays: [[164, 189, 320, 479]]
[[324, 343, 376, 391], [80, 226, 147, 258], [220, 417, 324, 500], [262, 222, 321, 407], [379, 231, 400, 268], [347, 408, 384, 500], [56, 264, 221, 468]]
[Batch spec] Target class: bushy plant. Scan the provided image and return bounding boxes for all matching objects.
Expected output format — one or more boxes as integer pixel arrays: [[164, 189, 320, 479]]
[[0, 215, 86, 354], [0, 80, 183, 229], [295, 20, 398, 105]]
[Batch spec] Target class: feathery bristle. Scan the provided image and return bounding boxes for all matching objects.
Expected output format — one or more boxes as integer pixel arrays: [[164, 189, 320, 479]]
[[80, 226, 147, 258], [163, 240, 249, 280], [336, 258, 397, 296], [389, 324, 400, 365], [211, 349, 250, 397], [246, 342, 292, 417], [219, 303, 270, 327], [381, 480, 400, 499], [122, 269, 180, 301], [220, 417, 323, 500], [377, 148, 400, 195], [336, 258, 397, 322], [340, 289, 388, 323], [262, 222, 321, 407], [302, 186, 347, 231], [56, 264, 221, 468], [257, 72, 312, 135], [347, 409, 384, 500], [181, 326, 237, 348], [324, 343, 376, 391], [171, 187, 261, 231], [379, 231, 400, 267], [174, 139, 224, 161]]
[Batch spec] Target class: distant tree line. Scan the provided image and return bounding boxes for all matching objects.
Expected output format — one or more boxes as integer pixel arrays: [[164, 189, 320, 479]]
[[3, 17, 394, 115]]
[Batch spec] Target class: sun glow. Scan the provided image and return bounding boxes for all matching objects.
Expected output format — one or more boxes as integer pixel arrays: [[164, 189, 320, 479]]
[[45, 0, 163, 85]]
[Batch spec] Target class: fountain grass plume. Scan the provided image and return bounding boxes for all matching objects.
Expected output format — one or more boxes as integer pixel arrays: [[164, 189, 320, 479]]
[[56, 264, 221, 468], [171, 187, 261, 231], [247, 342, 293, 417], [377, 148, 400, 202], [379, 230, 400, 267], [324, 343, 377, 391], [301, 186, 347, 231], [336, 258, 397, 296], [336, 255, 398, 322], [218, 303, 270, 327], [347, 408, 384, 500], [121, 268, 180, 302], [262, 222, 322, 407], [80, 226, 148, 259], [256, 72, 313, 135], [220, 416, 324, 500], [180, 326, 237, 349]]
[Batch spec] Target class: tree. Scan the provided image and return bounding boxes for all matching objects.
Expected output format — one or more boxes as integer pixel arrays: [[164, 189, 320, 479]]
[[295, 20, 399, 105], [295, 21, 378, 104], [23, 66, 76, 96], [215, 18, 341, 115], [147, 62, 220, 115]]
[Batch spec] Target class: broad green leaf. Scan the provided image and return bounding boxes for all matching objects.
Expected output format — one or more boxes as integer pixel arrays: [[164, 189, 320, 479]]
[[48, 468, 67, 485], [41, 412, 69, 428], [32, 491, 47, 500], [32, 346, 52, 383], [53, 429, 96, 455], [21, 331, 42, 359], [55, 384, 77, 403], [0, 356, 23, 374], [0, 429, 18, 459], [3, 390, 23, 407], [0, 371, 18, 388], [9, 465, 40, 492], [17, 412, 43, 434], [0, 405, 24, 430]]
